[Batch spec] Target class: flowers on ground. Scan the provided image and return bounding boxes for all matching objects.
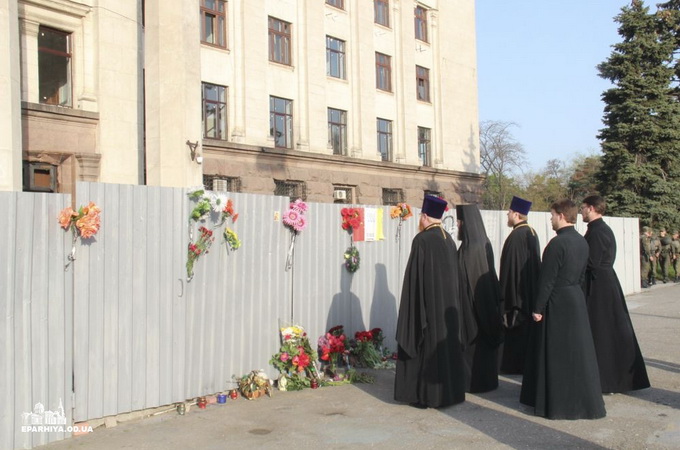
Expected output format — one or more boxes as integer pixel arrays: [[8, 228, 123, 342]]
[[350, 329, 384, 369], [270, 325, 319, 391]]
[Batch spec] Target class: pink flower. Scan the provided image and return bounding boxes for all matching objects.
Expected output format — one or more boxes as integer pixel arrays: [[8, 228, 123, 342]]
[[280, 352, 289, 362], [283, 209, 299, 227], [294, 215, 307, 232]]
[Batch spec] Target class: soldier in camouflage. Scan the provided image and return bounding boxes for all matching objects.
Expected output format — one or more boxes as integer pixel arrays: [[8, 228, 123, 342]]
[[640, 227, 653, 289], [672, 230, 680, 283], [649, 230, 660, 285], [658, 229, 673, 283]]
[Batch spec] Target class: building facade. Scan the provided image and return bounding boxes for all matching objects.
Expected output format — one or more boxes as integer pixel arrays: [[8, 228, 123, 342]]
[[1, 0, 483, 205]]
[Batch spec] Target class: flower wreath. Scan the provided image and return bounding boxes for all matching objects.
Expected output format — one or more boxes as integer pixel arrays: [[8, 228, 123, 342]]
[[344, 246, 360, 273]]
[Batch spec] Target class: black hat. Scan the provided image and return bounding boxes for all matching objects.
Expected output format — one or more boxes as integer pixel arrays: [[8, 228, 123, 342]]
[[421, 195, 447, 219]]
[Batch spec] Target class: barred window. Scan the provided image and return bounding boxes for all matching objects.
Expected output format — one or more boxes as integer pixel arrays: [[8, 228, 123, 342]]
[[382, 188, 404, 206], [203, 175, 240, 192], [275, 179, 307, 201]]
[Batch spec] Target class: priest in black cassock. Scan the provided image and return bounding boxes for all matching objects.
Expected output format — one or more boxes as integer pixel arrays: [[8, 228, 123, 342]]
[[456, 204, 504, 393], [499, 196, 541, 375], [580, 195, 650, 393], [520, 199, 606, 420], [395, 195, 466, 408]]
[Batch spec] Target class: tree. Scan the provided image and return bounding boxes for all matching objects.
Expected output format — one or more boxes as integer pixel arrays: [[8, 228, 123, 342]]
[[479, 121, 526, 210], [567, 154, 602, 201], [596, 0, 680, 229]]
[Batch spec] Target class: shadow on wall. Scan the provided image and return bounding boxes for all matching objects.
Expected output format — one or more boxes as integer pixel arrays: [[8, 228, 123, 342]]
[[327, 263, 365, 335], [370, 263, 398, 343]]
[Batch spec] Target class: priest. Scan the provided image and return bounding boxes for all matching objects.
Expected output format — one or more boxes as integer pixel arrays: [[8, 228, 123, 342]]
[[395, 195, 467, 408], [498, 196, 541, 374], [520, 199, 606, 420], [580, 195, 650, 393]]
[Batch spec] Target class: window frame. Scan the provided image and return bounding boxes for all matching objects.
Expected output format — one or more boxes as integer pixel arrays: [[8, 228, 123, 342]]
[[326, 0, 345, 10], [328, 108, 348, 156], [415, 6, 428, 43], [275, 179, 307, 201], [268, 16, 292, 66], [326, 36, 346, 79], [375, 52, 392, 92], [38, 26, 72, 107], [374, 0, 390, 27], [416, 65, 430, 102], [382, 188, 404, 206], [418, 127, 431, 166], [270, 96, 293, 149], [377, 118, 393, 161], [202, 82, 228, 139], [200, 0, 227, 48]]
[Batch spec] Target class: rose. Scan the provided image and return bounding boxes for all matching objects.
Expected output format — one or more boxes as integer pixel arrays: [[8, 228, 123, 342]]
[[280, 352, 289, 362]]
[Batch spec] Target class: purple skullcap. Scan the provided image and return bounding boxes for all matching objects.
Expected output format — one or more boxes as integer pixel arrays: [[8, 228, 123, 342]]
[[421, 195, 447, 219], [510, 196, 532, 215]]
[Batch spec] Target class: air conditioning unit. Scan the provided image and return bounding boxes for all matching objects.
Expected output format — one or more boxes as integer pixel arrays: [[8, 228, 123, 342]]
[[213, 179, 228, 192], [333, 190, 347, 200]]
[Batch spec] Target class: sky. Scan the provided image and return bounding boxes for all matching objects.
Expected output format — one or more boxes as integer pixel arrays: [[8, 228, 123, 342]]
[[475, 1, 629, 173]]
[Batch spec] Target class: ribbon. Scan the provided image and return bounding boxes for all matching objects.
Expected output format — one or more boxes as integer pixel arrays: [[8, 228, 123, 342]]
[[285, 232, 297, 271]]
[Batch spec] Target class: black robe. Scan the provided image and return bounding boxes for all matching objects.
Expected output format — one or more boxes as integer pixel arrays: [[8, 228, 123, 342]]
[[395, 224, 466, 407], [498, 222, 541, 374], [457, 205, 504, 393], [584, 218, 650, 393], [520, 226, 606, 420]]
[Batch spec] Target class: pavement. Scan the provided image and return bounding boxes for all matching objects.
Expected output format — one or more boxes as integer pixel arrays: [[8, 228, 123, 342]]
[[41, 282, 680, 449]]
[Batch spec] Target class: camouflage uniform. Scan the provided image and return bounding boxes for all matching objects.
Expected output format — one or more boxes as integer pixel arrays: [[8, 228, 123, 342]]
[[649, 231, 660, 285], [640, 227, 653, 288], [658, 229, 672, 283], [672, 231, 680, 283]]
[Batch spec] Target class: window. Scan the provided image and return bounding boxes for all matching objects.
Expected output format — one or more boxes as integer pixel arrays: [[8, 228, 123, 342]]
[[375, 52, 392, 92], [326, 0, 344, 9], [275, 179, 307, 201], [23, 162, 57, 192], [326, 36, 346, 79], [328, 108, 347, 155], [203, 175, 240, 192], [38, 26, 71, 107], [377, 118, 392, 161], [270, 96, 293, 148], [416, 66, 430, 102], [418, 127, 431, 166], [382, 188, 404, 205], [375, 0, 389, 27], [200, 0, 226, 48], [202, 83, 227, 139], [415, 6, 428, 42], [268, 17, 291, 65]]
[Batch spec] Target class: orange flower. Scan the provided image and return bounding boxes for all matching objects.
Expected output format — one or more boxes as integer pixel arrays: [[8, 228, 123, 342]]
[[58, 207, 77, 229], [76, 209, 101, 238], [389, 206, 401, 219]]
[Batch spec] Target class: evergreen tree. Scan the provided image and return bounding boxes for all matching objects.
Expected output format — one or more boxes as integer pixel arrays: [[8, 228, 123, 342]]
[[596, 0, 680, 229]]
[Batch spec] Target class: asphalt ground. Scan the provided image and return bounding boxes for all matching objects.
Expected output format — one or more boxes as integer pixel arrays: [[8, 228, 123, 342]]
[[40, 283, 680, 450]]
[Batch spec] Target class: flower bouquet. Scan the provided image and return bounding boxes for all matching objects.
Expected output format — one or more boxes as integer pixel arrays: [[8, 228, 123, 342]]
[[186, 226, 214, 279], [350, 330, 383, 368], [269, 325, 319, 390], [390, 202, 413, 243], [340, 208, 362, 273], [318, 325, 349, 380], [58, 201, 102, 269], [283, 199, 308, 271]]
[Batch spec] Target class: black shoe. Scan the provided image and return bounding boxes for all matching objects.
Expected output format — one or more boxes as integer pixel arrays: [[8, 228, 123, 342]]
[[409, 402, 428, 409], [642, 281, 649, 288]]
